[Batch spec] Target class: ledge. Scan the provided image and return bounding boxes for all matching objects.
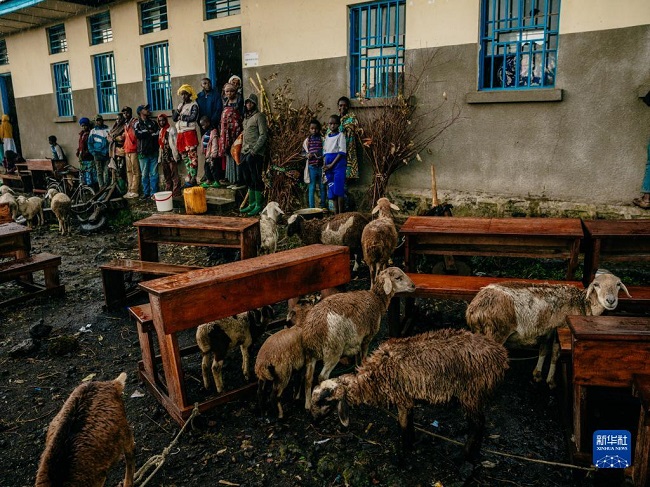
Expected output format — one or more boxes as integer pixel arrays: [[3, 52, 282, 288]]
[[53, 115, 77, 123], [465, 89, 563, 104]]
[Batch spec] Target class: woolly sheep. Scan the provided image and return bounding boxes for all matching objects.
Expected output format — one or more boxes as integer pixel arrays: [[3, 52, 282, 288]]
[[361, 197, 400, 286], [45, 188, 72, 235], [466, 269, 630, 388], [0, 192, 17, 219], [196, 306, 274, 393], [287, 211, 369, 271], [260, 201, 284, 254], [310, 329, 508, 461], [35, 372, 134, 487], [302, 267, 415, 409], [16, 194, 44, 227], [0, 185, 15, 195]]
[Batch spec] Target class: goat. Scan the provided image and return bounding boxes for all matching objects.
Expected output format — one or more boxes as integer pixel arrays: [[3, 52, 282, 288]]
[[260, 201, 284, 254], [302, 267, 415, 409], [466, 269, 631, 388], [35, 372, 134, 487], [45, 188, 72, 235], [310, 329, 508, 462], [361, 197, 400, 286]]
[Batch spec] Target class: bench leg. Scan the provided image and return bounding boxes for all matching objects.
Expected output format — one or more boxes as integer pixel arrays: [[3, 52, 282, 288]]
[[573, 384, 587, 453], [102, 269, 126, 310], [43, 264, 61, 289], [136, 320, 163, 389], [634, 405, 650, 487]]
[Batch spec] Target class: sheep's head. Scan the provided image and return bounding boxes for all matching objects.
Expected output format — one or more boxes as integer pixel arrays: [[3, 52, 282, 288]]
[[371, 197, 400, 219], [0, 185, 14, 196], [286, 214, 304, 237], [585, 269, 631, 311], [15, 195, 28, 208], [310, 378, 349, 426], [373, 267, 415, 296], [286, 301, 313, 328], [261, 201, 284, 222], [247, 305, 275, 330], [45, 188, 59, 201]]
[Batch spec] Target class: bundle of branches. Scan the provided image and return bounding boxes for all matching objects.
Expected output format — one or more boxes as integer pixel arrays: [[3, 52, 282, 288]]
[[249, 73, 323, 212], [357, 53, 461, 207]]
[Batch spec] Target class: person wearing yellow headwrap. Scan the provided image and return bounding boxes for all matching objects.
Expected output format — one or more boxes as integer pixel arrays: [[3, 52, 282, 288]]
[[0, 114, 16, 167], [173, 85, 200, 186]]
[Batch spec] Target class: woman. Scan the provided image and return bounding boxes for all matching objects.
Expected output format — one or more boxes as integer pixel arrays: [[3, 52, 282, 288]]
[[108, 113, 127, 191], [172, 84, 200, 187], [0, 114, 16, 171], [157, 113, 182, 197], [336, 96, 360, 181], [220, 83, 243, 188]]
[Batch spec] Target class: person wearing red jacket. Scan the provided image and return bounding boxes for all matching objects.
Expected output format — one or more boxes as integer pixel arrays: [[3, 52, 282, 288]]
[[121, 106, 140, 198]]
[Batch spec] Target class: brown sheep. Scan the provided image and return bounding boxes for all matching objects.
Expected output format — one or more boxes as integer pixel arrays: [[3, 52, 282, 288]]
[[361, 197, 399, 286], [35, 372, 134, 487]]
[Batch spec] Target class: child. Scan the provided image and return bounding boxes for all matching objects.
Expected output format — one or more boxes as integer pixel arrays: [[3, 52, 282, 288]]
[[302, 119, 326, 209], [323, 115, 347, 214], [48, 135, 67, 169], [199, 115, 221, 188]]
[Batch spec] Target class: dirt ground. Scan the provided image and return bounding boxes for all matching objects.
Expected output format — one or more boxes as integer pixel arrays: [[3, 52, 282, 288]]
[[0, 202, 639, 487]]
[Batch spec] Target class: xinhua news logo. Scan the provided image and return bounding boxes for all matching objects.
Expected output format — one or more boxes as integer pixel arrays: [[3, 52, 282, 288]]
[[593, 430, 631, 468]]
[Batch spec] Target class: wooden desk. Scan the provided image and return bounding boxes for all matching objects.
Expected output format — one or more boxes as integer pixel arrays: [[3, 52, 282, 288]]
[[0, 222, 31, 259], [569, 315, 650, 454], [138, 244, 351, 424], [582, 220, 650, 285], [133, 214, 260, 262], [401, 216, 584, 279]]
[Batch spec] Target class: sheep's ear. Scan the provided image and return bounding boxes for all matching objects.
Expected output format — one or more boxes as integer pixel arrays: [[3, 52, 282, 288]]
[[383, 276, 393, 295], [337, 395, 350, 427], [620, 281, 632, 298], [585, 282, 595, 300], [371, 204, 380, 215], [390, 203, 400, 211]]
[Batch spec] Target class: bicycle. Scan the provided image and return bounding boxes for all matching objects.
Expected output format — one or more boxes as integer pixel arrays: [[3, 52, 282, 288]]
[[77, 178, 125, 232], [46, 165, 96, 222]]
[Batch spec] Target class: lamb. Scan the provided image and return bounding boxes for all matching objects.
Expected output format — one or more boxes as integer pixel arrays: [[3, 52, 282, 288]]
[[0, 192, 17, 219], [259, 201, 284, 254], [302, 267, 415, 409], [361, 197, 400, 286], [35, 372, 134, 487], [16, 194, 44, 227], [287, 211, 369, 271], [311, 329, 508, 461], [45, 188, 72, 235], [466, 269, 631, 388], [196, 306, 274, 393]]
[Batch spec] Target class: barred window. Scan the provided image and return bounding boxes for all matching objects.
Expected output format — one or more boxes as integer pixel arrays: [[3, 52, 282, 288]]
[[94, 53, 119, 114], [205, 0, 240, 20], [144, 42, 172, 111], [48, 24, 67, 54], [0, 39, 8, 65], [53, 62, 74, 117], [89, 11, 113, 45], [140, 0, 168, 34]]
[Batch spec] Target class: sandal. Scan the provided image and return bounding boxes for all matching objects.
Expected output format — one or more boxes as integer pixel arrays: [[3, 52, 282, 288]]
[[633, 197, 650, 209]]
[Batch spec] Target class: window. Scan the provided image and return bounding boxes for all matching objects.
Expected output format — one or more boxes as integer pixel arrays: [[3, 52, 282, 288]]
[[144, 42, 172, 111], [349, 1, 405, 99], [94, 53, 119, 114], [140, 0, 168, 34], [0, 39, 8, 65], [89, 11, 112, 45], [53, 62, 73, 117], [479, 0, 560, 90], [205, 0, 241, 20], [48, 24, 67, 54]]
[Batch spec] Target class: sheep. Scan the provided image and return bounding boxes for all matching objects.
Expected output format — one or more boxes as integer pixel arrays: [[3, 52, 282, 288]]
[[302, 267, 415, 410], [0, 185, 15, 195], [361, 197, 400, 286], [196, 306, 274, 393], [259, 201, 284, 254], [35, 372, 134, 487], [16, 194, 44, 227], [45, 188, 72, 235], [287, 211, 369, 271], [0, 191, 17, 219], [310, 329, 509, 462], [466, 269, 631, 389]]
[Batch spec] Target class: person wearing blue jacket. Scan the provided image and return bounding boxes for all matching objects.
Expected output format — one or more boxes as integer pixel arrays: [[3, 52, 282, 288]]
[[88, 114, 110, 188]]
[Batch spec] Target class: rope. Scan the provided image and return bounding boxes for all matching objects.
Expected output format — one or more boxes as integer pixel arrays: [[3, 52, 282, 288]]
[[134, 403, 201, 487]]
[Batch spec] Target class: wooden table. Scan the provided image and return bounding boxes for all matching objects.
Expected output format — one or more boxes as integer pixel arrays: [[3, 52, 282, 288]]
[[569, 315, 650, 455], [138, 244, 351, 424], [582, 220, 650, 285], [133, 214, 260, 262], [0, 222, 31, 259], [400, 216, 584, 279]]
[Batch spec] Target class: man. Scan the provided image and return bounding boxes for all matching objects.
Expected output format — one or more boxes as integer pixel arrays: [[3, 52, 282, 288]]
[[196, 78, 222, 131], [121, 106, 140, 198], [76, 117, 96, 187], [239, 93, 268, 216], [133, 104, 159, 199], [88, 115, 110, 189]]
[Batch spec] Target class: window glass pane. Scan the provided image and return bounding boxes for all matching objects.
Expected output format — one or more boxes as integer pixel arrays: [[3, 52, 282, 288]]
[[144, 42, 172, 111], [48, 24, 67, 54], [53, 62, 73, 117], [89, 12, 113, 45], [94, 53, 119, 114], [205, 0, 241, 20], [140, 0, 168, 34]]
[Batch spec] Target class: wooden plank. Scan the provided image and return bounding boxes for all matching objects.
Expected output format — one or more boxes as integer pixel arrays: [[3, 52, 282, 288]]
[[568, 316, 650, 342], [583, 220, 650, 238], [134, 213, 258, 232], [24, 159, 54, 172], [100, 259, 202, 274], [0, 253, 61, 283], [401, 216, 583, 237]]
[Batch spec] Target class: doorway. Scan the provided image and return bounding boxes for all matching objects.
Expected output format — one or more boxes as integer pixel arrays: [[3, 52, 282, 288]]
[[207, 29, 242, 92], [0, 73, 20, 155]]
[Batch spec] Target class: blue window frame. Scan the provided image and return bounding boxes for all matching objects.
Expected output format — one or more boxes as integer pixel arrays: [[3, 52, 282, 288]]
[[205, 0, 241, 20], [94, 53, 119, 114], [53, 62, 73, 117], [350, 1, 405, 99], [479, 0, 560, 90], [144, 42, 172, 111], [48, 24, 67, 54], [140, 0, 168, 34], [89, 11, 112, 45], [0, 39, 8, 65]]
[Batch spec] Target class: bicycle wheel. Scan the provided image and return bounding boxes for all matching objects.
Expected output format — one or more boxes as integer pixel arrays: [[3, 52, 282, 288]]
[[72, 185, 96, 222]]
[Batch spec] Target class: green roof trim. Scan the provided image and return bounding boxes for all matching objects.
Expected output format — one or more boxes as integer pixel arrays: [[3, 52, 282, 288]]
[[0, 0, 46, 17]]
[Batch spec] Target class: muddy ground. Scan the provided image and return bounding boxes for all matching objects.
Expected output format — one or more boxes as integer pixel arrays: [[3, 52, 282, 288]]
[[0, 202, 641, 487]]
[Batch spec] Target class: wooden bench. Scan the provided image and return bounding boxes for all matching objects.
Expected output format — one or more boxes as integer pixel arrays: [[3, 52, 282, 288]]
[[632, 374, 650, 487], [0, 252, 64, 306], [0, 159, 56, 193], [137, 244, 351, 424], [100, 259, 203, 310]]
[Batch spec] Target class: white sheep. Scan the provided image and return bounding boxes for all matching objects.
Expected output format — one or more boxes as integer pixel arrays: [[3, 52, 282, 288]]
[[311, 329, 509, 462], [45, 188, 72, 235], [0, 185, 15, 196], [466, 269, 631, 388], [16, 195, 44, 227], [362, 197, 400, 286], [196, 306, 274, 393], [259, 201, 284, 254], [302, 267, 415, 409], [0, 192, 17, 219]]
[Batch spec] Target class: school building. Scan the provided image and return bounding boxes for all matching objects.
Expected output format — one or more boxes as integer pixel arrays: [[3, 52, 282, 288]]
[[0, 0, 647, 212]]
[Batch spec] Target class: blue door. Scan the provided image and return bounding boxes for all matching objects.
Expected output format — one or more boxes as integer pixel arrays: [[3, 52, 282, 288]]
[[207, 29, 242, 91]]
